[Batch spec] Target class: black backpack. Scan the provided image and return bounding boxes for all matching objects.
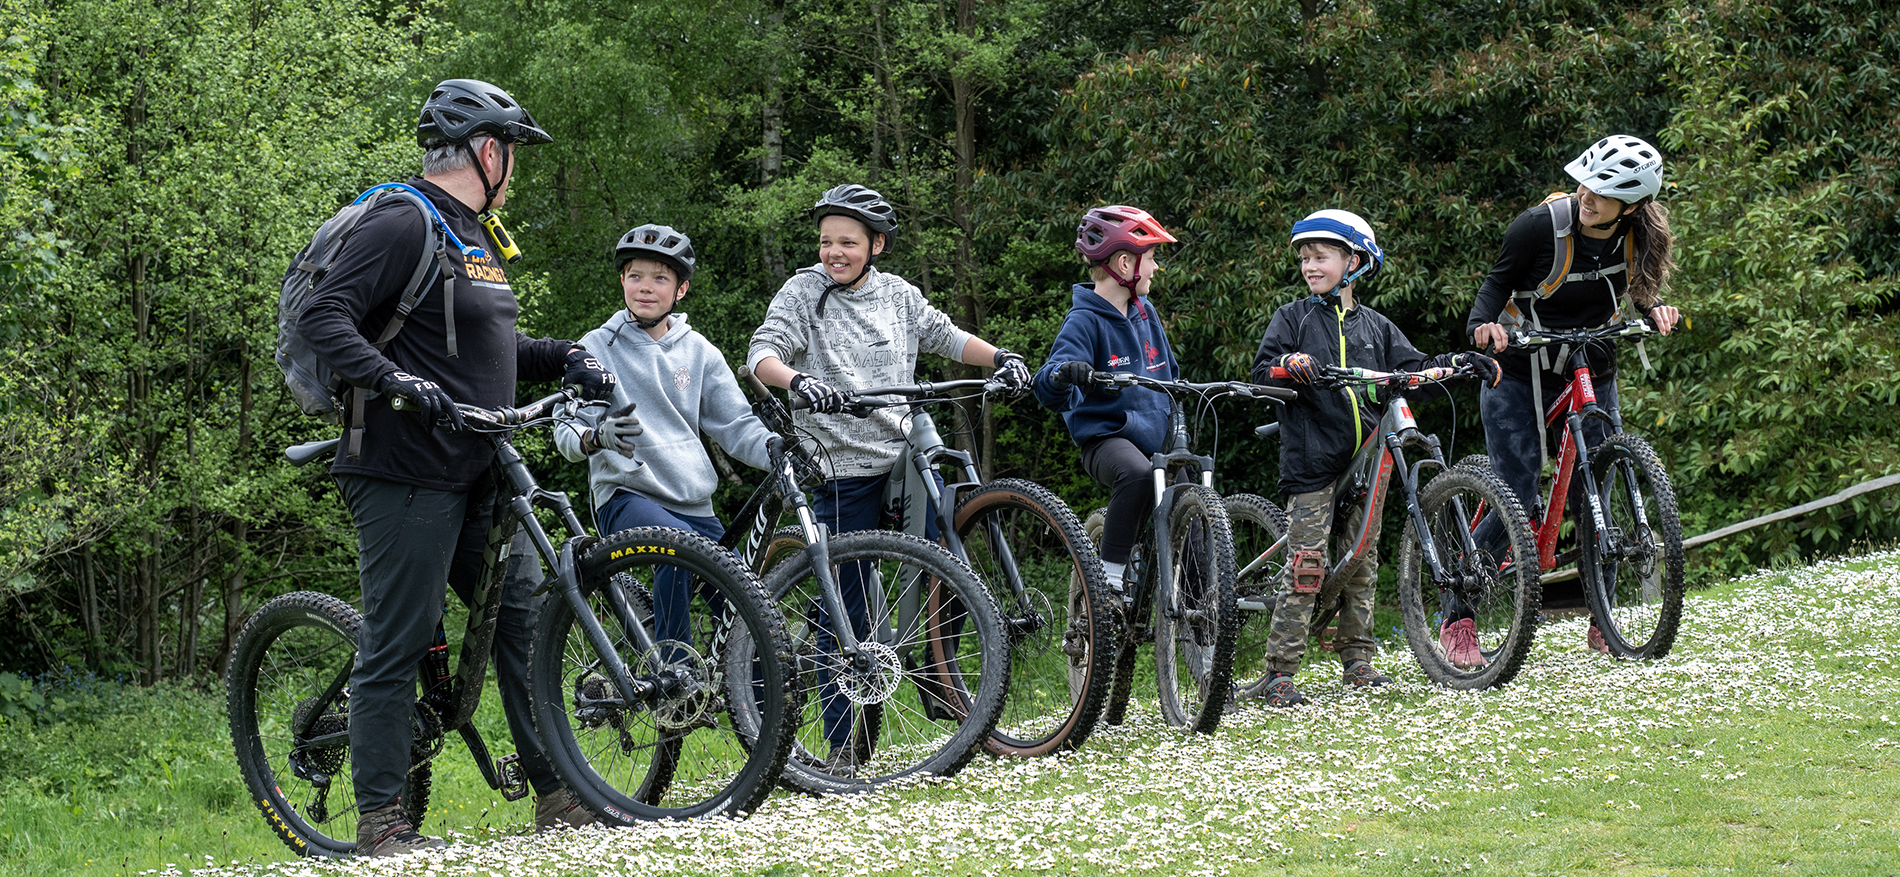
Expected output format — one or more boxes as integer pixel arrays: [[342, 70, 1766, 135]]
[[276, 183, 462, 453]]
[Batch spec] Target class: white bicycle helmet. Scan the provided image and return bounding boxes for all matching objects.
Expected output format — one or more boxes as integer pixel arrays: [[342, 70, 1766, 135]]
[[1289, 208, 1384, 282], [1565, 135, 1663, 202]]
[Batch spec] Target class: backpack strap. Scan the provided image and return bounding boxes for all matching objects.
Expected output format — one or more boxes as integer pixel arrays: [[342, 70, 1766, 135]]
[[347, 187, 451, 458]]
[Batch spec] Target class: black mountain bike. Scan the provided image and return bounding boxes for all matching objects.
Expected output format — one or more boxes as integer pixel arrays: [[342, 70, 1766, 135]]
[[763, 377, 1115, 757], [225, 389, 798, 857], [1078, 372, 1296, 733], [721, 369, 1009, 793]]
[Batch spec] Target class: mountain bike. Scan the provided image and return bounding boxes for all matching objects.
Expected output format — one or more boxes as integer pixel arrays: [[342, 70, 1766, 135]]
[[225, 388, 798, 858], [720, 369, 1009, 793], [1455, 319, 1686, 659], [1229, 362, 1541, 692], [766, 377, 1114, 757], [1078, 372, 1295, 733]]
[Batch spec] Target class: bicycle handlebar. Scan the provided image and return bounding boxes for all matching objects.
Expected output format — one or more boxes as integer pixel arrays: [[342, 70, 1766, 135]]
[[1086, 371, 1297, 403], [1265, 364, 1463, 388], [1509, 318, 1656, 349], [391, 386, 588, 430], [778, 376, 1013, 412]]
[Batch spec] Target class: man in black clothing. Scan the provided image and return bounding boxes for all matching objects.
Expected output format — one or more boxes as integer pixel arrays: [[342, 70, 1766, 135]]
[[299, 79, 619, 856]]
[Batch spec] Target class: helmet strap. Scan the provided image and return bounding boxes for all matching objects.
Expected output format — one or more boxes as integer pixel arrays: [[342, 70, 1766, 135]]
[[461, 138, 509, 214], [631, 302, 675, 330], [1098, 250, 1144, 295]]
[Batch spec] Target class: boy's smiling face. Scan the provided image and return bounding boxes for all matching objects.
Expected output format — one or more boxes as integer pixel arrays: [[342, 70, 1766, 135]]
[[1298, 241, 1359, 296], [621, 257, 686, 323], [818, 215, 885, 288]]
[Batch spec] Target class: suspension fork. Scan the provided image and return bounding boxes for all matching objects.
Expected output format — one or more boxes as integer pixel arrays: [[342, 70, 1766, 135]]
[[786, 461, 864, 657], [1567, 409, 1616, 557]]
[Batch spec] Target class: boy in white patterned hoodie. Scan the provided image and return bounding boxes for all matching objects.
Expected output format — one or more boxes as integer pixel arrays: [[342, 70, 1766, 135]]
[[746, 183, 1029, 770]]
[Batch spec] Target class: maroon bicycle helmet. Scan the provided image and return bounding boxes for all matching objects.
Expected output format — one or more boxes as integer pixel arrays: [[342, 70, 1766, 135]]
[[1075, 205, 1176, 290], [1074, 205, 1177, 263]]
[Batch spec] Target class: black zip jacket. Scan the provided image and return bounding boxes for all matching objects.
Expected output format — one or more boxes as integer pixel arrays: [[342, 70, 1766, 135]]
[[299, 178, 572, 491], [1465, 200, 1625, 384], [1250, 297, 1434, 497]]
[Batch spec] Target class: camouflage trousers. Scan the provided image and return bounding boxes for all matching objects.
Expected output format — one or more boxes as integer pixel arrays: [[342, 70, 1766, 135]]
[[1263, 484, 1381, 672]]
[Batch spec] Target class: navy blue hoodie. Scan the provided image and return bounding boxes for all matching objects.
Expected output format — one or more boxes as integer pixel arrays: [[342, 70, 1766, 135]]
[[1033, 284, 1179, 454]]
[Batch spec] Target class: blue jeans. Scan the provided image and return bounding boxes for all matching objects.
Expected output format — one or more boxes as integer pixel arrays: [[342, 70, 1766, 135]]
[[807, 472, 943, 750], [596, 490, 727, 649]]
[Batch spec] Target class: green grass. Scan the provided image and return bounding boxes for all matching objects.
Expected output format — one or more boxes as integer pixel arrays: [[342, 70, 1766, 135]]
[[4, 550, 1899, 876]]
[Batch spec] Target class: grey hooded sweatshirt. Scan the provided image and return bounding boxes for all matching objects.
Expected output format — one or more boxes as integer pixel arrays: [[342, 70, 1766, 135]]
[[747, 264, 972, 479], [556, 311, 772, 518]]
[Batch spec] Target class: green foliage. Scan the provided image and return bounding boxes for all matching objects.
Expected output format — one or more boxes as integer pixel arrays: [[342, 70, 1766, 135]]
[[1628, 13, 1900, 575]]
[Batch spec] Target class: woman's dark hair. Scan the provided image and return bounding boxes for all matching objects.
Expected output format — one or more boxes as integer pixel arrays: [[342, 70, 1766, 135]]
[[1626, 199, 1675, 308]]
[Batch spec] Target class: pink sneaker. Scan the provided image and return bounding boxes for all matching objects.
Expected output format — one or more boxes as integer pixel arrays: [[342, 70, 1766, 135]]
[[1586, 623, 1610, 654], [1438, 617, 1485, 669]]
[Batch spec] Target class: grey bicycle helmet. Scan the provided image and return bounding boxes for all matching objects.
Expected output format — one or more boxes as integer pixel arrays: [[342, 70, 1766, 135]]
[[809, 184, 898, 238], [615, 224, 696, 281], [416, 79, 552, 148]]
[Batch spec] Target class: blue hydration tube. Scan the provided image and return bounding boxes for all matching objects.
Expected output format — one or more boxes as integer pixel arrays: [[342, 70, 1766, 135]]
[[352, 183, 487, 259]]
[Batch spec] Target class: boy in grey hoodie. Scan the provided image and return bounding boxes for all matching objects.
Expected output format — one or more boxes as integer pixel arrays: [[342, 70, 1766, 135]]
[[555, 223, 773, 639]]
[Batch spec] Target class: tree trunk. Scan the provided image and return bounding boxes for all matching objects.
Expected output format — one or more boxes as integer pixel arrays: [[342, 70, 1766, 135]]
[[951, 0, 990, 475], [760, 0, 788, 286]]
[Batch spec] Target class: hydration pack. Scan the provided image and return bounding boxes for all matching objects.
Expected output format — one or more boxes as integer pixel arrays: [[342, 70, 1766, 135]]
[[276, 184, 466, 453]]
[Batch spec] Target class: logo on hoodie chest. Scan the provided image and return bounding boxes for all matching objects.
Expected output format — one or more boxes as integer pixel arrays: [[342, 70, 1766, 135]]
[[673, 366, 692, 392], [1107, 354, 1132, 367]]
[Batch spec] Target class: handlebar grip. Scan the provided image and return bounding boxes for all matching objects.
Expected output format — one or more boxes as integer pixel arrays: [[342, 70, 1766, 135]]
[[737, 365, 776, 405], [1267, 366, 1289, 380]]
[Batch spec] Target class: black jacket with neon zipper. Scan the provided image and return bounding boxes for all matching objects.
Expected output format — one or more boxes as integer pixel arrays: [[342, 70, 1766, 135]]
[[1250, 296, 1435, 498]]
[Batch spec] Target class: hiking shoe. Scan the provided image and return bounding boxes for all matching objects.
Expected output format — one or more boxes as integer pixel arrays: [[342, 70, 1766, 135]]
[[1438, 617, 1486, 669], [1342, 660, 1393, 689], [356, 800, 446, 858], [823, 745, 859, 779], [1261, 674, 1310, 708], [534, 787, 598, 831], [1586, 623, 1610, 655]]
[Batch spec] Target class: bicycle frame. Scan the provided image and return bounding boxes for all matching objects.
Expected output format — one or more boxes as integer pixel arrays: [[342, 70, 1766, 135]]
[[1515, 321, 1661, 579], [280, 390, 674, 801]]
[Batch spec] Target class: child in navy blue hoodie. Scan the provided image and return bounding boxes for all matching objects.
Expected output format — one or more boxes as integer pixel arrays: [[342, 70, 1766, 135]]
[[1033, 205, 1181, 590]]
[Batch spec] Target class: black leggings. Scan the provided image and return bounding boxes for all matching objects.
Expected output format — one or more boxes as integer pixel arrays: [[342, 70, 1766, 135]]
[[1081, 437, 1155, 565]]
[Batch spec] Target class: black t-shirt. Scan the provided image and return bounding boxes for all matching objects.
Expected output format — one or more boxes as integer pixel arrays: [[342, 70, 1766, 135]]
[[299, 178, 571, 491], [1466, 200, 1629, 384]]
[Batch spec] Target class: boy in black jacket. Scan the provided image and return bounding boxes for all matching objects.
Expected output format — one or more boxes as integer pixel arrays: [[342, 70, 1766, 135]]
[[1248, 209, 1498, 707]]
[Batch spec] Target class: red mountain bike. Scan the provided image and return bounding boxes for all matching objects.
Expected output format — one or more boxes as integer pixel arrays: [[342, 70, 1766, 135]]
[[1459, 319, 1686, 659]]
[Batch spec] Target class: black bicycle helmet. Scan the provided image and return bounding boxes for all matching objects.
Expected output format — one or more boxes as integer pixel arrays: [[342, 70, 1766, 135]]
[[615, 223, 697, 282], [809, 184, 898, 238], [416, 79, 552, 148]]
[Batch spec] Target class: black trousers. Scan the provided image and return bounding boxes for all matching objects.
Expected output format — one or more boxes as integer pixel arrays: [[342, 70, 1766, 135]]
[[1080, 436, 1156, 565], [337, 472, 559, 814]]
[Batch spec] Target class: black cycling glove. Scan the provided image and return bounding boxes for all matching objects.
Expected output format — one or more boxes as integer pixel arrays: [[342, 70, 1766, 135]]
[[1276, 352, 1322, 384], [586, 401, 643, 456], [789, 373, 846, 414], [1048, 360, 1095, 389], [564, 347, 618, 402], [991, 349, 1032, 393], [380, 371, 467, 432], [1430, 352, 1501, 387]]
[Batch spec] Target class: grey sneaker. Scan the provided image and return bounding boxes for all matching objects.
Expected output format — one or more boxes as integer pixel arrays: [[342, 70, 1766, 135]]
[[534, 787, 599, 831], [356, 800, 446, 858], [1342, 659, 1394, 689], [1262, 674, 1310, 708]]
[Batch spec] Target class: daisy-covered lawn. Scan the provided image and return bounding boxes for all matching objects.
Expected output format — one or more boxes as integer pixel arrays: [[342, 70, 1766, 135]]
[[164, 551, 1900, 876]]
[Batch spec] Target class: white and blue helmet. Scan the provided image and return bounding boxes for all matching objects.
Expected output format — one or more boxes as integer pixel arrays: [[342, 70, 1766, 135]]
[[1290, 209, 1384, 284]]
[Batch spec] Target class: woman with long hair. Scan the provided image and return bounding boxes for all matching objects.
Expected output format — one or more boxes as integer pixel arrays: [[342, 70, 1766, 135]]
[[1443, 135, 1683, 666]]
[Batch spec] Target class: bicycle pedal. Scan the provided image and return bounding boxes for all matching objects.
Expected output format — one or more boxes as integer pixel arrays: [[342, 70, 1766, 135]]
[[496, 751, 530, 802]]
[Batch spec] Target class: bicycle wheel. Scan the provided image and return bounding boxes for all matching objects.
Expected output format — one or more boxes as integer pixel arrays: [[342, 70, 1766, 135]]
[[1224, 494, 1289, 701], [1083, 507, 1140, 727], [529, 526, 797, 821], [226, 591, 429, 858], [954, 479, 1114, 757], [1154, 485, 1240, 733], [1397, 467, 1541, 689], [1577, 433, 1686, 659], [750, 530, 1008, 793]]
